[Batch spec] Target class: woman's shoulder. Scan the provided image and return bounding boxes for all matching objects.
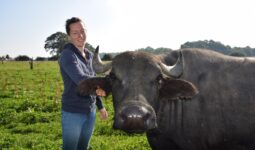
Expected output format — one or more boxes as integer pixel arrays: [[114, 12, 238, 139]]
[[59, 44, 77, 62], [62, 43, 74, 52]]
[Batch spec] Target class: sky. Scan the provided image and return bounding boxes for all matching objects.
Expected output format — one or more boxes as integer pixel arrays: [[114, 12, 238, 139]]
[[0, 0, 255, 58]]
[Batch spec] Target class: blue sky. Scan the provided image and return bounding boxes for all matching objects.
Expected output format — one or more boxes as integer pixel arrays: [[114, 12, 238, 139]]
[[1, 0, 255, 58]]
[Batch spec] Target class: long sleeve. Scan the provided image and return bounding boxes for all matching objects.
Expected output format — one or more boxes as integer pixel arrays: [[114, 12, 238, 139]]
[[59, 43, 98, 113], [59, 49, 94, 85], [96, 96, 104, 110]]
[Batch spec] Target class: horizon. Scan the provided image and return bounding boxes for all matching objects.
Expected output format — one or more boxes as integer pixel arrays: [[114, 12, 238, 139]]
[[1, 39, 254, 59]]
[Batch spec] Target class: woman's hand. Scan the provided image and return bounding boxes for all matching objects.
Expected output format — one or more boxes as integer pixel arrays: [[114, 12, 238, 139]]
[[99, 108, 108, 120]]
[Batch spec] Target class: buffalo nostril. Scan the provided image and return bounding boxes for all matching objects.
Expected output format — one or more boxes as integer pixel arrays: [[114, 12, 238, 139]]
[[121, 106, 149, 120], [119, 105, 151, 131]]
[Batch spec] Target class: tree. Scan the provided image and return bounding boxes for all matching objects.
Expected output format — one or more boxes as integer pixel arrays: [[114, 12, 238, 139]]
[[6, 54, 10, 60], [180, 40, 231, 54], [14, 55, 31, 61], [35, 57, 48, 61], [229, 51, 245, 57], [85, 43, 95, 52], [101, 53, 113, 61], [44, 32, 68, 57], [1, 56, 4, 64]]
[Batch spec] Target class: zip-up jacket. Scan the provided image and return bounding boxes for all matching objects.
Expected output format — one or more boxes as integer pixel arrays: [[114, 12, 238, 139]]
[[59, 43, 103, 113]]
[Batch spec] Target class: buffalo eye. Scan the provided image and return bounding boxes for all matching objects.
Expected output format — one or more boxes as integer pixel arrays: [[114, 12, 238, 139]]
[[155, 74, 163, 85], [151, 74, 163, 86], [108, 72, 118, 82]]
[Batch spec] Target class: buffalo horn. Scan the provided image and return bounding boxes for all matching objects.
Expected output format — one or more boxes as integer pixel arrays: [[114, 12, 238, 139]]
[[160, 51, 183, 78], [93, 46, 112, 73]]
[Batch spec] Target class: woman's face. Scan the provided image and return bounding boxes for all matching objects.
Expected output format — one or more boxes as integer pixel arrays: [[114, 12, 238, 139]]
[[68, 21, 86, 50]]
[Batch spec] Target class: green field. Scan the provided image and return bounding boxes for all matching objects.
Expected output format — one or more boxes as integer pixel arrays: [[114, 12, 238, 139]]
[[0, 61, 150, 150]]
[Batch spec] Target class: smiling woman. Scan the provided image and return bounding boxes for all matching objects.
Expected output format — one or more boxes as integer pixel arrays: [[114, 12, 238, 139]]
[[59, 17, 109, 150]]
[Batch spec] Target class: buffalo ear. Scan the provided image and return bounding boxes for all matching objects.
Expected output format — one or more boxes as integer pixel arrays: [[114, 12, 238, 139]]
[[77, 77, 112, 96], [159, 78, 198, 100]]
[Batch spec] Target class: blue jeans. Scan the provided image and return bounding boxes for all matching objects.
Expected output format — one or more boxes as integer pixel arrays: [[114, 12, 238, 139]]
[[61, 109, 96, 150]]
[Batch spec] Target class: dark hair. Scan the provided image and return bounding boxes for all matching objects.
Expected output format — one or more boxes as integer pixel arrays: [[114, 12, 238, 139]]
[[65, 17, 82, 35]]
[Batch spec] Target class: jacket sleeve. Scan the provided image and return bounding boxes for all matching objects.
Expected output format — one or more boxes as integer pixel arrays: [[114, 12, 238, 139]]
[[59, 49, 94, 85], [96, 96, 104, 110]]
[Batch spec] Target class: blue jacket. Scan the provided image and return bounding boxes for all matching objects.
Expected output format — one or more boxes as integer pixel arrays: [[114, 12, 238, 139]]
[[59, 43, 103, 113]]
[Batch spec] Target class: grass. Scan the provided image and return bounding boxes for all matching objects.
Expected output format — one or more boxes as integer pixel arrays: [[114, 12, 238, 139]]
[[0, 61, 150, 150]]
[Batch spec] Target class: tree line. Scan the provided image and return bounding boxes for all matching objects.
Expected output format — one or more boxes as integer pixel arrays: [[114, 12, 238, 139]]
[[180, 40, 254, 57], [2, 32, 255, 61]]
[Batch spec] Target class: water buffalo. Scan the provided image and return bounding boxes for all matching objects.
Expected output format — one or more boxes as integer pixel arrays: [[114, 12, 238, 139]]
[[78, 47, 255, 150]]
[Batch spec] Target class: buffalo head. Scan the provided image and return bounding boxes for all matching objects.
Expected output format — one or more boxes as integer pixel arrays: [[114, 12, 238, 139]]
[[78, 47, 198, 133]]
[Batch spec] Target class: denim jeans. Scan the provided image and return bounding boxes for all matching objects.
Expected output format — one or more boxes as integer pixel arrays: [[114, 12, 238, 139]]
[[61, 109, 96, 150]]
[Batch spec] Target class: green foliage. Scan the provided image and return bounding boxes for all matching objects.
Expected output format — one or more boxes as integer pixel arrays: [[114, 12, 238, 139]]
[[85, 43, 96, 53], [101, 53, 113, 61], [229, 51, 246, 57], [0, 61, 150, 149], [99, 46, 172, 59], [136, 46, 172, 54], [14, 55, 31, 61], [180, 40, 255, 56], [44, 32, 69, 57], [181, 40, 232, 54]]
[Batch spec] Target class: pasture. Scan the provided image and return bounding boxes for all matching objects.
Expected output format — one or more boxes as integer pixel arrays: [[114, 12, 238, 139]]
[[0, 61, 150, 150]]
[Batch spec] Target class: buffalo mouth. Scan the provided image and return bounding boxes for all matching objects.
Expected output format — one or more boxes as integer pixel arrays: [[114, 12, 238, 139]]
[[113, 104, 157, 134]]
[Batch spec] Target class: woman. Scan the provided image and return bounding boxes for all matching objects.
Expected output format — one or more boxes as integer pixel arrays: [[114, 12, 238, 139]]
[[59, 17, 108, 150]]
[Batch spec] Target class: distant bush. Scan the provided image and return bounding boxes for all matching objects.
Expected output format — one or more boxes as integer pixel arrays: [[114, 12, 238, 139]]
[[181, 40, 255, 56], [229, 51, 246, 57], [101, 53, 113, 61], [14, 55, 31, 61], [35, 57, 48, 61]]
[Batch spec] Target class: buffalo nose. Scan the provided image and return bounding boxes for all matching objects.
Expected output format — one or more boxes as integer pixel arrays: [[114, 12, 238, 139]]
[[120, 105, 151, 132]]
